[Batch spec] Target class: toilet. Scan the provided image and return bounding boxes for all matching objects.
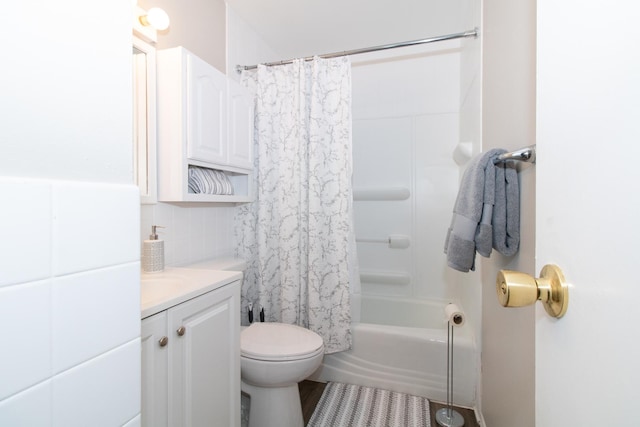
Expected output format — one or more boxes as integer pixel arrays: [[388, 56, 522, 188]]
[[241, 322, 324, 427], [183, 257, 324, 427]]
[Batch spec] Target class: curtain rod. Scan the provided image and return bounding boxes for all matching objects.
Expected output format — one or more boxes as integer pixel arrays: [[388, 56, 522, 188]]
[[235, 27, 478, 73]]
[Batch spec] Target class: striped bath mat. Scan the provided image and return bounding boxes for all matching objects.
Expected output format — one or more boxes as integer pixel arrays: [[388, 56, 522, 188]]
[[308, 382, 431, 427]]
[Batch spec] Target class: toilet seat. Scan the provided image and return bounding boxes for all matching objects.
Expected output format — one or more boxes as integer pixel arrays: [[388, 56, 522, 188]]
[[241, 322, 324, 361]]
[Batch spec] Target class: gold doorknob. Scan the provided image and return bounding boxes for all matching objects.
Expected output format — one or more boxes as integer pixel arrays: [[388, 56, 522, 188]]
[[496, 264, 569, 318]]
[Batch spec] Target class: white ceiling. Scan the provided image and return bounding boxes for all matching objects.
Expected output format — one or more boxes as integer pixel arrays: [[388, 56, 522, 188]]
[[225, 0, 468, 60]]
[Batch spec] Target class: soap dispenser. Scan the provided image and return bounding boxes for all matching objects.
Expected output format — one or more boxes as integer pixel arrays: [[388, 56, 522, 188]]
[[142, 225, 165, 273]]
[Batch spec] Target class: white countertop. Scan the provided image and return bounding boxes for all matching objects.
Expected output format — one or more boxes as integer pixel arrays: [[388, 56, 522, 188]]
[[141, 267, 243, 319], [175, 256, 247, 271]]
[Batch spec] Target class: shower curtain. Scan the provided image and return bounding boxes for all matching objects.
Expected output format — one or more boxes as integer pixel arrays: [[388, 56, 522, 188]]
[[235, 57, 358, 354]]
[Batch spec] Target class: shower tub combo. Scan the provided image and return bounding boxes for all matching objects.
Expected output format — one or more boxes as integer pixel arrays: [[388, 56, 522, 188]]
[[309, 294, 477, 407]]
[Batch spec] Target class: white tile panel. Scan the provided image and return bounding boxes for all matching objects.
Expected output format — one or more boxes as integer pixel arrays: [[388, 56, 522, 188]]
[[0, 178, 51, 287], [0, 380, 52, 427], [52, 182, 139, 275], [351, 44, 461, 119], [52, 263, 140, 373], [0, 280, 52, 400], [122, 414, 141, 427], [52, 339, 140, 427]]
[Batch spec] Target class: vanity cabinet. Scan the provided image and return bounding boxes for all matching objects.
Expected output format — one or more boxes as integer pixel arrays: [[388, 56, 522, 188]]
[[141, 280, 240, 427], [157, 46, 253, 203]]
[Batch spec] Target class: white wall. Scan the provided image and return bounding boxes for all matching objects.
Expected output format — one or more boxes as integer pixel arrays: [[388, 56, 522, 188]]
[[139, 2, 244, 267], [139, 0, 227, 73], [0, 1, 141, 425], [226, 6, 283, 79], [139, 3, 284, 268], [480, 0, 537, 425], [139, 5, 284, 269], [140, 203, 236, 267]]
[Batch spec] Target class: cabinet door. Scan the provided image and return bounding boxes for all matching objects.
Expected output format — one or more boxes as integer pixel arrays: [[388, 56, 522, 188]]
[[227, 79, 254, 170], [168, 283, 240, 427], [141, 311, 169, 427], [186, 53, 227, 165]]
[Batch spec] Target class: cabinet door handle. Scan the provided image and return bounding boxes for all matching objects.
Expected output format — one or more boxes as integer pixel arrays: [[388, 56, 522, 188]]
[[176, 326, 186, 336], [158, 336, 169, 347]]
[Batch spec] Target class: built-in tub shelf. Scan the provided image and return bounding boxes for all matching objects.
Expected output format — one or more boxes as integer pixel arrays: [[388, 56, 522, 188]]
[[453, 141, 473, 166], [353, 187, 410, 201], [360, 270, 411, 285]]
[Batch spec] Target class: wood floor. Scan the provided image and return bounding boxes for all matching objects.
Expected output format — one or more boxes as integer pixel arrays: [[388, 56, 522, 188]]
[[299, 380, 329, 424], [298, 380, 480, 427]]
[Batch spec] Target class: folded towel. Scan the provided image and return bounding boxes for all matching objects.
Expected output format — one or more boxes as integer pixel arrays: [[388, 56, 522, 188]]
[[444, 149, 520, 272], [188, 166, 235, 195], [493, 159, 519, 256]]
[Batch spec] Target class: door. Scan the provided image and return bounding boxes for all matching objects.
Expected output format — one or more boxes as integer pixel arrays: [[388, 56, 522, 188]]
[[536, 1, 640, 425]]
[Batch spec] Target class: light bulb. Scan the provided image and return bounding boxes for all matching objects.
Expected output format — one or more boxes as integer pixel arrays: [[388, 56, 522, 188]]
[[140, 7, 170, 31]]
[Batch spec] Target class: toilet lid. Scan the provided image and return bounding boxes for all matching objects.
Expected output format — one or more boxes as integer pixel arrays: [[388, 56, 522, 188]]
[[241, 322, 324, 361]]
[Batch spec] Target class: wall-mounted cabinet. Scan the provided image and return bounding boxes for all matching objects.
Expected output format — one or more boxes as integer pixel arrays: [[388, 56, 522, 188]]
[[157, 47, 253, 203]]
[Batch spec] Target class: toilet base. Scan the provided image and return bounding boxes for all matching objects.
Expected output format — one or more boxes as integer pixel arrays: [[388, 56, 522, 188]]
[[242, 380, 304, 427]]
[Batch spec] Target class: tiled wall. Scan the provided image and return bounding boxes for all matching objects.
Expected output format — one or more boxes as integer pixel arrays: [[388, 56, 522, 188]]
[[0, 178, 141, 426], [140, 203, 236, 267]]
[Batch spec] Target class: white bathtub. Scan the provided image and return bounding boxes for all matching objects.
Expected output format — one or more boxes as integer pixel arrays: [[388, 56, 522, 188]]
[[309, 294, 477, 407]]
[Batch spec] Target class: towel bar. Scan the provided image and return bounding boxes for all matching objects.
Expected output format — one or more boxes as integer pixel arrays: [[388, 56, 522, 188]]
[[493, 145, 536, 164]]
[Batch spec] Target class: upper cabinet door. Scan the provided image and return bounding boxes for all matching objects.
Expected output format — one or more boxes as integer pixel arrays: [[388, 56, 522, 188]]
[[227, 79, 254, 170], [186, 53, 227, 165]]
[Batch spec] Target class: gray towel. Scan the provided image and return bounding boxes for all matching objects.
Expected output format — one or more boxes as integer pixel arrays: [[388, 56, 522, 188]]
[[444, 149, 520, 272], [493, 160, 520, 256]]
